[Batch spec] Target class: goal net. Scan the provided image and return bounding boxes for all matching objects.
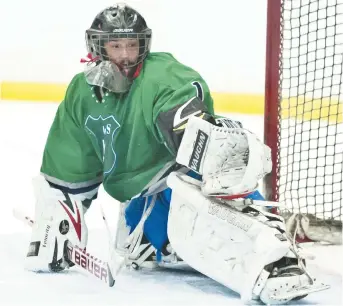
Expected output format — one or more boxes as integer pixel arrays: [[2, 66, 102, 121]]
[[264, 0, 342, 244]]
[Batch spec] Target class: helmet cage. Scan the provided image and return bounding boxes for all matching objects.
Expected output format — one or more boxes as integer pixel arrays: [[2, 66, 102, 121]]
[[85, 30, 152, 68], [83, 4, 152, 93]]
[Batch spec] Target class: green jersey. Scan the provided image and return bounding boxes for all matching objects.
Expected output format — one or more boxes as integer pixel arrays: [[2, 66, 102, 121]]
[[41, 52, 214, 202]]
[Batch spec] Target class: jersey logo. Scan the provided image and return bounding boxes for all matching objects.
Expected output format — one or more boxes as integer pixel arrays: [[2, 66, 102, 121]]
[[85, 115, 120, 175], [173, 81, 204, 128]]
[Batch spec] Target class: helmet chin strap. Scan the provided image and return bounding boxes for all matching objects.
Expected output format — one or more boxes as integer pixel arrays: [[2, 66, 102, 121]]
[[118, 62, 143, 79], [132, 63, 143, 79]]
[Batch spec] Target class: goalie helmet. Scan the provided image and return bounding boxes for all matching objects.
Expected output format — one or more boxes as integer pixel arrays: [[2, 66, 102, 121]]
[[84, 3, 152, 93]]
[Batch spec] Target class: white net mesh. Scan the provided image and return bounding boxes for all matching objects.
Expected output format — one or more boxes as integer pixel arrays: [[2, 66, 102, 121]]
[[267, 0, 343, 243]]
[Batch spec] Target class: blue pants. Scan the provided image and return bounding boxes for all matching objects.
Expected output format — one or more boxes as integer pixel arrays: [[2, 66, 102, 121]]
[[124, 187, 265, 258]]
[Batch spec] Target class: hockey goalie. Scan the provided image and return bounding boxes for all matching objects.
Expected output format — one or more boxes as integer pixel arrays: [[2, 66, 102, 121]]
[[23, 3, 329, 305]]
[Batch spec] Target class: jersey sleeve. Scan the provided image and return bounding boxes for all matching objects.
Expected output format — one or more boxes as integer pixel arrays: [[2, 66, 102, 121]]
[[40, 75, 103, 191], [153, 78, 215, 156]]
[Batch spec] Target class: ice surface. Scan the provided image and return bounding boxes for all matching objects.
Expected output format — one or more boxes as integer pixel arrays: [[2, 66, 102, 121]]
[[0, 102, 341, 305]]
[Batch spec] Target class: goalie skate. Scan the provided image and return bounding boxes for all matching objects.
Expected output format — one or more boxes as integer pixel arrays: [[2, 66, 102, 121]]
[[259, 260, 330, 304], [266, 282, 330, 304]]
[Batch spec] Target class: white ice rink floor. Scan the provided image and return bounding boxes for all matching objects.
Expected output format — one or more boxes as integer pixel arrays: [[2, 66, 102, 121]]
[[0, 101, 342, 305]]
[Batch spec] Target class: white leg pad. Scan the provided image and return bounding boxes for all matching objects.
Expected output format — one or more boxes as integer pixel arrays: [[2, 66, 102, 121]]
[[166, 172, 291, 302], [114, 201, 131, 256]]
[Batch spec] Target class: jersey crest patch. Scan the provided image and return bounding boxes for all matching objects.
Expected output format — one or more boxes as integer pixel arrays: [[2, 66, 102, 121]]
[[85, 115, 121, 175]]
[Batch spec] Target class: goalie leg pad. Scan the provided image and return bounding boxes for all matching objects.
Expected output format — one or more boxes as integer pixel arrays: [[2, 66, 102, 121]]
[[25, 176, 88, 272], [166, 171, 291, 302]]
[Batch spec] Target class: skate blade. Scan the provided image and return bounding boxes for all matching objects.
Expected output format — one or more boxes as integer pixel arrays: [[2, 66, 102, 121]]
[[271, 283, 330, 302]]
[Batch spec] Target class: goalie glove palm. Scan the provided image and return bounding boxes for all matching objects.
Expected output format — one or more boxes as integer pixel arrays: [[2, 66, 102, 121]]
[[25, 176, 88, 272], [176, 116, 272, 197]]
